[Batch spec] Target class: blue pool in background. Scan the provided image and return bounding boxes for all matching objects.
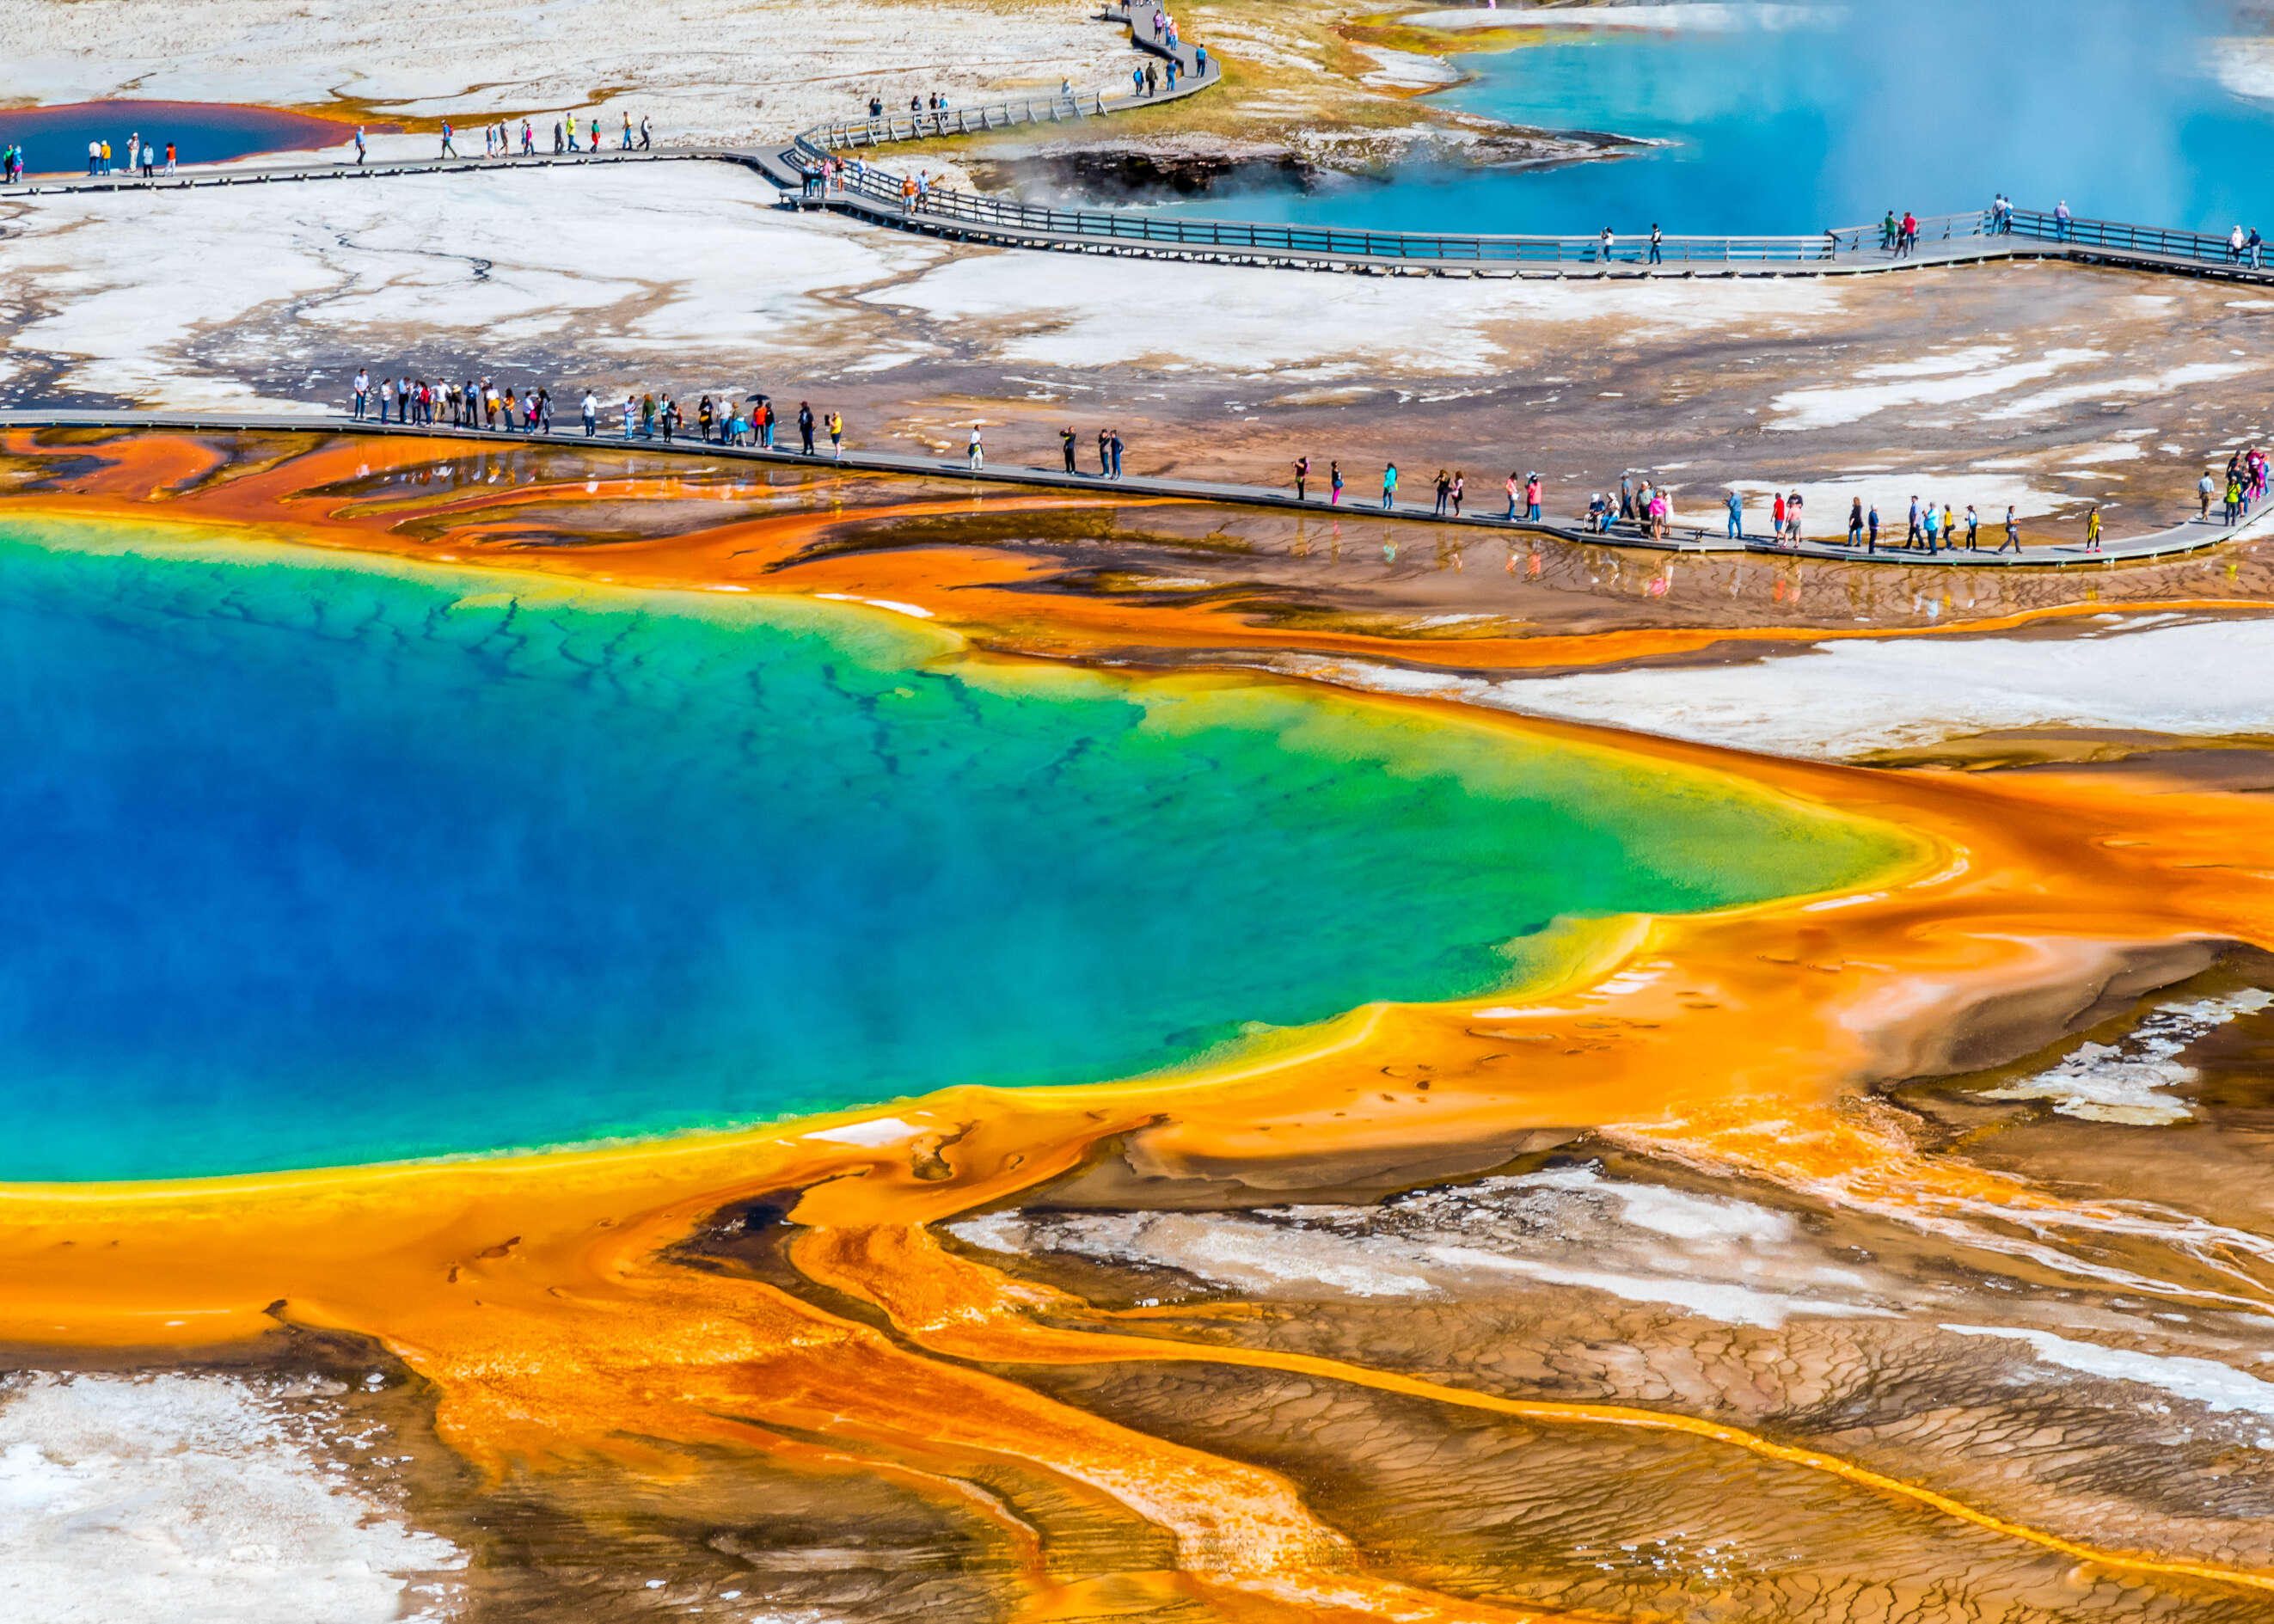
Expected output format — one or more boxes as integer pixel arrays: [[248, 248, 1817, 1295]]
[[0, 101, 356, 176], [1154, 0, 2274, 236]]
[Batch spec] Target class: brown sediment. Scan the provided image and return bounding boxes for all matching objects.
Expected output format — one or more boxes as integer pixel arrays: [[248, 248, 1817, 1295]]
[[14, 428, 2274, 1613]]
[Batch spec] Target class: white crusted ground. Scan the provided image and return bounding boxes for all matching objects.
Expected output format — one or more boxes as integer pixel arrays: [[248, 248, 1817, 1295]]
[[1275, 614, 2274, 763], [1, 0, 1143, 148], [0, 1372, 463, 1624]]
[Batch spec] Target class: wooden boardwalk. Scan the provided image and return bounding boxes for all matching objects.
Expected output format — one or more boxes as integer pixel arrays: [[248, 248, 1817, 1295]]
[[5, 411, 2255, 569]]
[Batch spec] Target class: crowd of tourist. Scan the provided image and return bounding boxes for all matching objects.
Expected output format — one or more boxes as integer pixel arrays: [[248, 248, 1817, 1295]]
[[76, 132, 178, 179], [346, 370, 850, 457]]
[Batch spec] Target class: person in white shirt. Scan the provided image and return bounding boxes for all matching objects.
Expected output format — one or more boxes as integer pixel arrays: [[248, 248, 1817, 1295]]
[[967, 423, 983, 469], [582, 390, 599, 437], [352, 368, 370, 420], [622, 395, 636, 438]]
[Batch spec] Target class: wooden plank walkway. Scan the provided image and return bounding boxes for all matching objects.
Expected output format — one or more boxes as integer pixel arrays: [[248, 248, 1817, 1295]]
[[4, 411, 2253, 569]]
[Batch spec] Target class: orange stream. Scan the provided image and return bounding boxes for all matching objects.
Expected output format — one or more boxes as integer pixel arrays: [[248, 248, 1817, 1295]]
[[9, 428, 2274, 1614]]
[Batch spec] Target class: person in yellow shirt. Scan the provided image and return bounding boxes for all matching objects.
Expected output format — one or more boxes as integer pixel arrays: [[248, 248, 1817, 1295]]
[[2084, 506, 2103, 553]]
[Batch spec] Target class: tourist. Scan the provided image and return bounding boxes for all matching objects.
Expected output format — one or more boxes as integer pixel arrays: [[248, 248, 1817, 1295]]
[[1598, 225, 1614, 263], [1847, 497, 1864, 547], [1941, 503, 1956, 550], [353, 127, 366, 165], [164, 140, 176, 175], [1771, 491, 1786, 543], [520, 120, 534, 155], [1294, 455, 1309, 500], [1109, 429, 1124, 477], [1511, 474, 1525, 522], [2054, 199, 2073, 241], [1097, 428, 1111, 475], [1787, 490, 1805, 542], [1432, 469, 1450, 517], [591, 117, 602, 150], [1905, 496, 1922, 547], [1647, 224, 1663, 265], [87, 138, 100, 177], [352, 368, 370, 420], [828, 410, 843, 457], [1450, 471, 1465, 517], [1196, 45, 1209, 75], [1726, 489, 1743, 538], [2201, 468, 2217, 518], [582, 390, 598, 437], [1648, 487, 1670, 542], [622, 113, 634, 150], [1922, 501, 1940, 553], [1330, 461, 1344, 505], [1964, 504, 1979, 548], [2231, 224, 2247, 265], [552, 121, 563, 154], [2253, 228, 2265, 270], [2001, 506, 2021, 552], [1524, 471, 1542, 522], [126, 132, 138, 174], [1866, 501, 1879, 551], [1145, 63, 1159, 96], [698, 395, 714, 441], [799, 401, 816, 455], [1381, 463, 1399, 510], [2084, 506, 2103, 553], [1880, 209, 1897, 251], [968, 422, 984, 469], [639, 116, 652, 150], [567, 117, 580, 152], [1131, 66, 1145, 99], [2227, 473, 2243, 524], [377, 375, 395, 422]]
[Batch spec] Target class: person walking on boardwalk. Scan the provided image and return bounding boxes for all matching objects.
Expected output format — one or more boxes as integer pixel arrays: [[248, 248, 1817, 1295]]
[[799, 401, 816, 455], [1771, 491, 1786, 543], [1848, 497, 1865, 547], [2084, 506, 2103, 553], [582, 389, 598, 437], [1145, 62, 1159, 96], [1382, 463, 1399, 510], [2201, 468, 2216, 518], [1905, 495, 1922, 547], [1063, 428, 1079, 474], [1964, 504, 1979, 548], [1294, 455, 1309, 500], [1922, 501, 1940, 553], [2054, 199, 2073, 240], [1647, 488, 1670, 542], [352, 128, 365, 165], [1726, 489, 1744, 539], [1524, 472, 1542, 522], [1880, 209, 1898, 251], [352, 368, 370, 420], [441, 121, 458, 158], [1941, 501, 1957, 550], [827, 411, 843, 457], [2001, 506, 2021, 552], [1648, 224, 1664, 265], [1330, 461, 1344, 505], [965, 423, 984, 470], [1109, 430, 1125, 478]]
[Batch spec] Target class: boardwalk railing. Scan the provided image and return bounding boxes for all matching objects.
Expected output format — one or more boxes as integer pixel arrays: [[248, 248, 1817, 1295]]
[[801, 91, 1106, 153], [2002, 206, 2264, 268]]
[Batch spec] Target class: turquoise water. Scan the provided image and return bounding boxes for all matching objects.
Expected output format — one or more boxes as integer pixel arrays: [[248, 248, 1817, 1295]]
[[1162, 0, 2274, 235], [0, 518, 1903, 1182]]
